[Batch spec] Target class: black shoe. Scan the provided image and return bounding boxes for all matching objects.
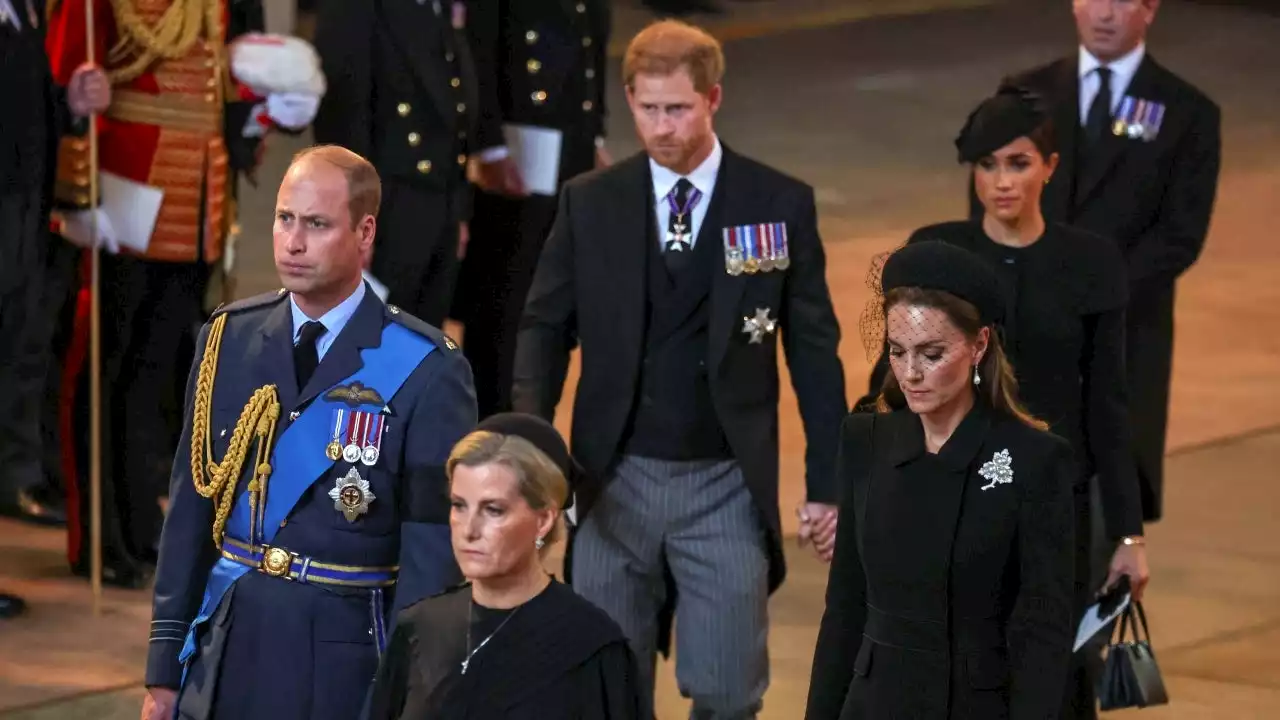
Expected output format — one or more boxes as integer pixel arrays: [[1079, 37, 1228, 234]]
[[0, 593, 27, 619], [0, 485, 67, 526]]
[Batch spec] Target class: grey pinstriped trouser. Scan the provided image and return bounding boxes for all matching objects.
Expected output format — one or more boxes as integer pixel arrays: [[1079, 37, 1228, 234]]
[[571, 455, 770, 719]]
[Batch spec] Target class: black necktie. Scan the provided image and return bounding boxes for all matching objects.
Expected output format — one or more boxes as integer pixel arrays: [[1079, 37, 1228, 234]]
[[664, 178, 696, 273], [294, 320, 326, 391], [1085, 66, 1113, 142]]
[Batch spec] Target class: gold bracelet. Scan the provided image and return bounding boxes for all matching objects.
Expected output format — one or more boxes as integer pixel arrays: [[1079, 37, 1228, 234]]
[[1121, 536, 1146, 546]]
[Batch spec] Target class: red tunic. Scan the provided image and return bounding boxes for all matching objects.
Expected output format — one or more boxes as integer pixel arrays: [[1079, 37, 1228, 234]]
[[46, 0, 242, 264]]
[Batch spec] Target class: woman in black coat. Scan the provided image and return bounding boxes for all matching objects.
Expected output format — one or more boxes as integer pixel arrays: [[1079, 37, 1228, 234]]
[[806, 241, 1076, 719], [858, 88, 1151, 717]]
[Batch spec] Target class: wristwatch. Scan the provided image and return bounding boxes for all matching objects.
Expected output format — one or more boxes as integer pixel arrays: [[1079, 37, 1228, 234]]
[[1120, 535, 1146, 547]]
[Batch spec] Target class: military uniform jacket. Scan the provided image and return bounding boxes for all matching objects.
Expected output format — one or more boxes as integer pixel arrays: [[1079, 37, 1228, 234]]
[[313, 0, 494, 204], [512, 148, 848, 592], [806, 404, 1076, 720], [145, 285, 476, 720], [466, 0, 610, 182]]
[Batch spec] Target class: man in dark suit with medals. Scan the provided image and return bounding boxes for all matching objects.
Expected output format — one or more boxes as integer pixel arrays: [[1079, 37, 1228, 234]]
[[994, 0, 1220, 525], [312, 0, 519, 326], [140, 146, 476, 720], [513, 20, 846, 718], [986, 2, 1221, 717], [453, 0, 612, 420]]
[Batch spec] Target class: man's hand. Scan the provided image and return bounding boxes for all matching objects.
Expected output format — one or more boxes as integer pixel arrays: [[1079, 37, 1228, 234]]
[[57, 209, 121, 254], [1103, 539, 1150, 602], [797, 502, 838, 563], [456, 221, 470, 260], [67, 63, 111, 117], [474, 157, 528, 198], [140, 687, 178, 720]]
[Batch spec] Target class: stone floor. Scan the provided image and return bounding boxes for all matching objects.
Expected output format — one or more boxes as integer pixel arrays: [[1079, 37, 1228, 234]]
[[3, 0, 1280, 716]]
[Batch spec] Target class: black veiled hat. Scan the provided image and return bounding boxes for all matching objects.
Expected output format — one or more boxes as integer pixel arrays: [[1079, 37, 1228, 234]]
[[475, 412, 584, 510], [880, 240, 1006, 327], [954, 85, 1049, 164]]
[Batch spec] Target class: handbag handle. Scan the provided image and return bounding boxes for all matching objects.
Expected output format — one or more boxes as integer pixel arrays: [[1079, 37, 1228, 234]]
[[1116, 601, 1153, 645]]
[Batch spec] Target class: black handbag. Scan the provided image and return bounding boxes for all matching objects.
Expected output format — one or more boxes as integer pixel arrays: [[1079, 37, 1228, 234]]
[[1097, 601, 1170, 710]]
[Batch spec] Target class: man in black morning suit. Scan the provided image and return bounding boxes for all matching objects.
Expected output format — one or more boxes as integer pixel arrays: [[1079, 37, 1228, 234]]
[[312, 0, 520, 326], [986, 0, 1220, 525], [513, 20, 846, 718], [453, 0, 612, 419]]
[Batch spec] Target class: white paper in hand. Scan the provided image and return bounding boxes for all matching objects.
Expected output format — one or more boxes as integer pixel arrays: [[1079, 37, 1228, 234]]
[[502, 124, 563, 196], [363, 270, 390, 302], [100, 172, 164, 254], [1074, 591, 1131, 652]]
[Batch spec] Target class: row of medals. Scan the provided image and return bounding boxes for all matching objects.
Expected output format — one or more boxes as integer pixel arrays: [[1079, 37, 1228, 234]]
[[724, 246, 790, 277], [326, 433, 380, 467]]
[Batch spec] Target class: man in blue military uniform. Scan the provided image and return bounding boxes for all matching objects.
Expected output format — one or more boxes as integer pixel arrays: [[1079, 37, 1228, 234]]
[[140, 145, 477, 720]]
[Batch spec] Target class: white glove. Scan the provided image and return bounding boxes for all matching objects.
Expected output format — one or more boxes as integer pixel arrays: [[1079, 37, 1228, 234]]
[[230, 33, 326, 97], [266, 92, 320, 131], [57, 208, 121, 254]]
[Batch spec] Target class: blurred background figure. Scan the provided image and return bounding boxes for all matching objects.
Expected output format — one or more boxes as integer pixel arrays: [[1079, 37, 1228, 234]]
[[451, 0, 612, 420]]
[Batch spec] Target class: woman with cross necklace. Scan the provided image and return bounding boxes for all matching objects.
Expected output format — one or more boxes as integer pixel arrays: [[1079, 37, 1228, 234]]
[[367, 413, 642, 719]]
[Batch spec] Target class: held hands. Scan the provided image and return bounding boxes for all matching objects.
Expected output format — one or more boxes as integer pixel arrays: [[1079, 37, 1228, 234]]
[[797, 502, 838, 563], [67, 63, 111, 117], [140, 687, 178, 720], [1103, 539, 1150, 603]]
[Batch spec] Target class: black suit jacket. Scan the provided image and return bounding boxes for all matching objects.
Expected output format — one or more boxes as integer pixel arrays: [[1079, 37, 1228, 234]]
[[806, 404, 1075, 719], [979, 54, 1221, 291], [512, 147, 847, 590], [313, 0, 496, 205], [465, 0, 609, 182]]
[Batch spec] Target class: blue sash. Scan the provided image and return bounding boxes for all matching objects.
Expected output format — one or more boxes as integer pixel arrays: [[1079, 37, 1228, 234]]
[[178, 324, 434, 666]]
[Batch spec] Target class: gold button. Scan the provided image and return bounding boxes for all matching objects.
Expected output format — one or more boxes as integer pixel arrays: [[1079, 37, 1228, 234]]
[[417, 160, 432, 174], [74, 193, 88, 204], [457, 102, 466, 113], [582, 37, 592, 47], [407, 132, 421, 147], [525, 30, 538, 44], [576, 2, 586, 11], [532, 90, 547, 105], [582, 100, 594, 111], [204, 59, 215, 68], [451, 77, 461, 88], [206, 78, 216, 88], [585, 68, 596, 79], [397, 102, 411, 116], [527, 59, 542, 74], [204, 93, 216, 103], [457, 153, 468, 166]]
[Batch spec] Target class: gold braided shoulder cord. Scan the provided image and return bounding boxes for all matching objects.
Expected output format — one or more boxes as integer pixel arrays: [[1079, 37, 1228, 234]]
[[191, 313, 281, 549], [106, 0, 224, 84]]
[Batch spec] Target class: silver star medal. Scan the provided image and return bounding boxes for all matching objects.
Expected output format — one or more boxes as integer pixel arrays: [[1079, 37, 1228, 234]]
[[667, 220, 691, 252], [741, 308, 777, 344], [329, 466, 376, 522], [978, 449, 1013, 491]]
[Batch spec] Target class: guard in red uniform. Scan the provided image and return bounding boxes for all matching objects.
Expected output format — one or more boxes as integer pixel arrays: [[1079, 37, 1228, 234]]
[[45, 0, 322, 586]]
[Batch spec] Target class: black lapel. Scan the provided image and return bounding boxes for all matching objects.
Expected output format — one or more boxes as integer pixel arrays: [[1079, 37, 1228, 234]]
[[254, 299, 300, 415], [295, 287, 388, 410], [608, 154, 653, 359], [1044, 59, 1079, 222], [1075, 55, 1160, 207], [379, 0, 457, 121], [708, 148, 749, 369]]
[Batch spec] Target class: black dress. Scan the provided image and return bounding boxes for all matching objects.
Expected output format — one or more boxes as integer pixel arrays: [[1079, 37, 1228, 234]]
[[805, 402, 1076, 719], [866, 220, 1143, 540], [368, 580, 641, 719]]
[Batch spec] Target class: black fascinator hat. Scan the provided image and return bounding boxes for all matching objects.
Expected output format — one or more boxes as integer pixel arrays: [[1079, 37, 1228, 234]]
[[474, 412, 584, 510], [880, 240, 1006, 327], [954, 85, 1051, 164]]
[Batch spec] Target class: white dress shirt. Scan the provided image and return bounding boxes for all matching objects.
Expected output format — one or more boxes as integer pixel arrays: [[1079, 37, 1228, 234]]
[[650, 137, 723, 249], [289, 281, 367, 362], [1078, 43, 1146, 125]]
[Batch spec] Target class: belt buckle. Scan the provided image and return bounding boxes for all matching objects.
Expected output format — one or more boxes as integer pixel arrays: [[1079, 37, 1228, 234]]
[[260, 546, 295, 579]]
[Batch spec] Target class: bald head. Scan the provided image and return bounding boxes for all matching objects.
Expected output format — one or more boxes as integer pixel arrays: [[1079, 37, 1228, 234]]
[[274, 145, 379, 317]]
